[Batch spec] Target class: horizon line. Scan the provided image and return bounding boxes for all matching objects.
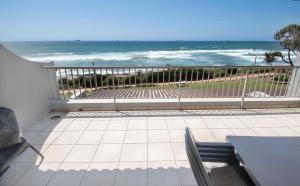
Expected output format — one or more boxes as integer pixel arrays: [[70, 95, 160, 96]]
[[1, 40, 276, 42]]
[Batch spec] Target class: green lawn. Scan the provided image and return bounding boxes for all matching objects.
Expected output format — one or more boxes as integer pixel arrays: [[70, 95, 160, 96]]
[[142, 78, 288, 91]]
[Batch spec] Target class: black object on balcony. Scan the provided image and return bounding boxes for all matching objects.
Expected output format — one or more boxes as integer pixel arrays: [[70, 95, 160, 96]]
[[185, 127, 254, 186], [0, 107, 44, 176]]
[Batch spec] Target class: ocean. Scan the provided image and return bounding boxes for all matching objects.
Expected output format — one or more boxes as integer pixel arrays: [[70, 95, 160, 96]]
[[2, 41, 293, 67]]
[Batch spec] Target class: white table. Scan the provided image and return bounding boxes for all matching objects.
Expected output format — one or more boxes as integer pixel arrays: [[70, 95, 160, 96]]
[[226, 136, 300, 186]]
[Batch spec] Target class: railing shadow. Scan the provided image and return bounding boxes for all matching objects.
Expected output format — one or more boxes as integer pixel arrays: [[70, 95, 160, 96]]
[[63, 108, 300, 118], [1, 162, 195, 185]]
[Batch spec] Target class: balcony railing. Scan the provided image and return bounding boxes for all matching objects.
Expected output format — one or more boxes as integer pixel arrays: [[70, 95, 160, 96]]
[[43, 66, 300, 100]]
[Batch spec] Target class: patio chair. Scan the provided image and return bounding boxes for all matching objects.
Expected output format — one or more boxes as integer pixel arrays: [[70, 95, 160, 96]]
[[0, 107, 44, 176], [185, 128, 254, 186]]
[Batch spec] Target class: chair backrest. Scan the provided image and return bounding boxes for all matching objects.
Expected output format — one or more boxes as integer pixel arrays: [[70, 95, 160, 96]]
[[0, 107, 20, 149], [185, 127, 213, 186]]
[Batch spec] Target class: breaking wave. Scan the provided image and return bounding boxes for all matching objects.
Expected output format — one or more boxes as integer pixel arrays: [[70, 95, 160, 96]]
[[24, 49, 294, 63]]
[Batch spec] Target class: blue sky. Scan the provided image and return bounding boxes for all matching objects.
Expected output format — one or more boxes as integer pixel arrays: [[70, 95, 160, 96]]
[[0, 0, 299, 41]]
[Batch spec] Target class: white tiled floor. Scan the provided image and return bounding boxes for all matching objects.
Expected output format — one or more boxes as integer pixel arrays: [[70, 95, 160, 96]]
[[2, 108, 300, 186]]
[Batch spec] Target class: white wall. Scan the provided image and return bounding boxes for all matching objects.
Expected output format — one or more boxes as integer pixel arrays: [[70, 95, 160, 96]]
[[0, 44, 58, 130], [286, 52, 300, 97]]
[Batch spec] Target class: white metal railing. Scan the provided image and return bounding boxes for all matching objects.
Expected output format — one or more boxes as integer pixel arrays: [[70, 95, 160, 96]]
[[43, 65, 300, 101]]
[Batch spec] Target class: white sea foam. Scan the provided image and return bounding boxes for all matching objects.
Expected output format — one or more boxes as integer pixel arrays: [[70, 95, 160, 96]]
[[24, 49, 294, 63]]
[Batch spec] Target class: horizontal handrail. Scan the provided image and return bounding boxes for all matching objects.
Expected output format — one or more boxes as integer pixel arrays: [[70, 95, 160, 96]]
[[42, 65, 295, 69]]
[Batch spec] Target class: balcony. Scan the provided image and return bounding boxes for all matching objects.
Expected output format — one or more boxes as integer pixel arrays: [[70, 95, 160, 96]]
[[1, 43, 300, 185], [2, 108, 300, 186]]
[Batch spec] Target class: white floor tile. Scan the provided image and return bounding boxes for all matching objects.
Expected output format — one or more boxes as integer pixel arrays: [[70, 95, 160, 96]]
[[107, 119, 128, 130], [64, 120, 90, 131], [42, 145, 73, 162], [274, 117, 299, 126], [190, 129, 216, 142], [210, 129, 235, 142], [148, 143, 174, 161], [148, 119, 167, 129], [169, 130, 185, 142], [166, 118, 187, 129], [87, 120, 110, 130], [127, 119, 148, 130], [45, 118, 73, 132], [14, 163, 60, 186], [76, 131, 104, 144], [47, 163, 88, 186], [290, 117, 300, 126], [124, 130, 147, 143], [115, 162, 147, 186], [255, 117, 282, 127], [101, 131, 126, 144], [203, 118, 228, 129], [30, 131, 61, 145], [148, 161, 181, 186], [64, 145, 97, 162], [251, 128, 279, 136], [172, 143, 188, 160], [0, 163, 32, 186], [92, 144, 123, 162], [239, 117, 261, 127], [231, 128, 256, 136], [176, 161, 197, 186], [120, 144, 147, 161], [80, 162, 118, 186], [290, 127, 300, 134], [222, 118, 247, 129], [184, 118, 207, 129], [148, 130, 170, 143], [53, 131, 82, 144], [272, 127, 299, 136]]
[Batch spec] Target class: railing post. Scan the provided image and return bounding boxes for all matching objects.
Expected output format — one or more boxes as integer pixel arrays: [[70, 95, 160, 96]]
[[241, 68, 249, 109], [178, 68, 182, 109], [112, 67, 117, 111], [113, 96, 117, 111], [287, 67, 300, 97]]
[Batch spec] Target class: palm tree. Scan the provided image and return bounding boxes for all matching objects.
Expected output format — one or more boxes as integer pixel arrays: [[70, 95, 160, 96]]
[[264, 24, 300, 66]]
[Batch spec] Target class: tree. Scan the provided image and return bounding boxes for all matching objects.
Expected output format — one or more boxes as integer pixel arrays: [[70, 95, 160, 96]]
[[264, 24, 300, 66]]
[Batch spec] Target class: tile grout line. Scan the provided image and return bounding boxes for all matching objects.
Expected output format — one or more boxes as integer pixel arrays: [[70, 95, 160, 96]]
[[11, 162, 35, 186], [289, 126, 300, 135], [146, 115, 149, 186], [49, 117, 77, 145], [199, 118, 218, 142], [79, 117, 111, 186], [271, 126, 298, 136], [231, 118, 257, 136], [112, 118, 129, 186], [270, 127, 283, 136], [166, 117, 184, 186], [237, 117, 259, 136]]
